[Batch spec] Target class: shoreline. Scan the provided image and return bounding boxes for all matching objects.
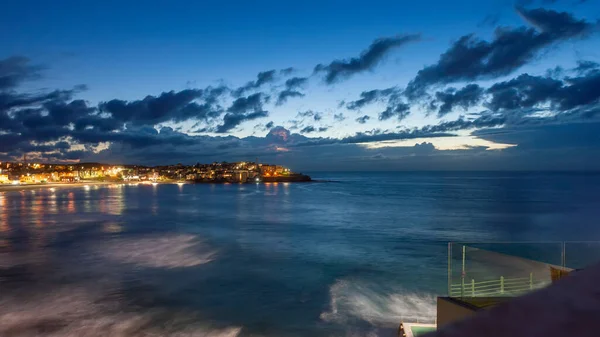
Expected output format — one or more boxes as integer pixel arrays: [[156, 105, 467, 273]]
[[0, 181, 119, 192], [0, 178, 320, 192]]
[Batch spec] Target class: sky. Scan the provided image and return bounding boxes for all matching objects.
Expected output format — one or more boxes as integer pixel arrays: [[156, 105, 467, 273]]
[[1, 0, 600, 170]]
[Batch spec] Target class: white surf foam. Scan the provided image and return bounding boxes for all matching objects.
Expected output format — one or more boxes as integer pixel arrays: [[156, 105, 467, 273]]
[[320, 279, 436, 327], [96, 234, 216, 269], [0, 284, 242, 337]]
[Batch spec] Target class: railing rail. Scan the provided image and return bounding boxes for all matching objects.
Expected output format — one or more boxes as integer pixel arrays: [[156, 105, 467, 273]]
[[449, 275, 547, 297], [448, 241, 600, 298]]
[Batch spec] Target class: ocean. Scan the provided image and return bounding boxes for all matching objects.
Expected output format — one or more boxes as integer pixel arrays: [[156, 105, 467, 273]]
[[1, 172, 600, 336]]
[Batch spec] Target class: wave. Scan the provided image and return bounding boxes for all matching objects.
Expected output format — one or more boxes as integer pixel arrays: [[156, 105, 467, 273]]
[[320, 279, 436, 328], [0, 284, 242, 337], [329, 191, 353, 196], [96, 234, 216, 269], [0, 233, 239, 336]]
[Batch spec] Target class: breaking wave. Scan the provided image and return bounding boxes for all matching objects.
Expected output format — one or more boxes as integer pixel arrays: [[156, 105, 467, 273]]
[[96, 234, 216, 269], [320, 279, 436, 327], [0, 285, 242, 337], [0, 233, 237, 337]]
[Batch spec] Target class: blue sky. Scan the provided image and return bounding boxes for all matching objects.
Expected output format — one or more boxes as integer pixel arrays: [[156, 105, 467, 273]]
[[1, 0, 600, 169]]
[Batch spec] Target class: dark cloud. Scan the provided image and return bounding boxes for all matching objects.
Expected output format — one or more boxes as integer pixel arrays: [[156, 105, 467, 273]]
[[99, 89, 222, 125], [573, 60, 599, 75], [264, 126, 307, 144], [413, 141, 436, 154], [192, 127, 210, 133], [293, 128, 454, 147], [379, 103, 410, 121], [0, 88, 78, 112], [333, 113, 346, 121], [545, 65, 563, 78], [346, 87, 413, 121], [280, 67, 295, 76], [422, 114, 507, 133], [287, 111, 326, 133], [299, 125, 329, 134], [0, 56, 43, 90], [556, 71, 600, 110], [485, 71, 600, 112], [276, 77, 309, 105], [356, 115, 370, 124], [227, 93, 265, 115], [287, 119, 301, 130], [252, 121, 276, 133], [0, 74, 237, 157], [346, 88, 399, 110], [234, 70, 277, 96], [45, 99, 96, 126], [1, 120, 202, 156], [71, 125, 456, 170], [72, 126, 198, 148], [52, 149, 88, 161], [0, 88, 95, 143], [405, 7, 593, 98], [473, 121, 600, 150], [216, 110, 269, 133], [74, 115, 122, 132], [300, 126, 316, 133], [434, 84, 485, 116], [418, 77, 600, 136], [296, 111, 313, 118], [486, 74, 562, 111], [517, 6, 591, 35], [254, 70, 277, 87], [563, 102, 600, 121], [276, 90, 304, 105], [315, 35, 421, 84], [296, 110, 323, 121], [204, 85, 229, 104], [285, 77, 308, 90]]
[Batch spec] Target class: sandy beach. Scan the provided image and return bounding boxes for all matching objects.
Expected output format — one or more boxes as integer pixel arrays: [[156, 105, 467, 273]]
[[0, 181, 120, 193]]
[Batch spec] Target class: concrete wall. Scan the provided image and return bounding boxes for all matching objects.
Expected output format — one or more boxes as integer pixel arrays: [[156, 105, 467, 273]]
[[425, 266, 600, 337], [437, 297, 478, 327]]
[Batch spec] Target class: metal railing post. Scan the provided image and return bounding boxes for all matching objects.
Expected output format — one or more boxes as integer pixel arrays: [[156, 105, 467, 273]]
[[448, 242, 452, 296], [500, 276, 504, 294], [530, 272, 533, 290], [471, 279, 475, 297], [561, 242, 566, 269], [461, 245, 466, 298]]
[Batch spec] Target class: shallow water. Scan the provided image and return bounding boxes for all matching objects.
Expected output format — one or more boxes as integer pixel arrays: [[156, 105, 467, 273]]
[[1, 172, 599, 336]]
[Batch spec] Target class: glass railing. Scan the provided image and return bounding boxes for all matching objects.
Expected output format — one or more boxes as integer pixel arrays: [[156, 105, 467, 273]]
[[448, 242, 600, 298]]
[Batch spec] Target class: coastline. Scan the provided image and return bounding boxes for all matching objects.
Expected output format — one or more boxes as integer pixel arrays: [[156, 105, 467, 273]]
[[0, 176, 315, 193], [0, 181, 118, 192]]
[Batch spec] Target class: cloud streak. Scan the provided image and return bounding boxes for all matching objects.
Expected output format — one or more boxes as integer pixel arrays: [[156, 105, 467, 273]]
[[433, 84, 485, 116], [315, 35, 421, 84], [405, 7, 593, 98], [356, 115, 370, 124], [233, 70, 277, 96], [0, 56, 43, 90]]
